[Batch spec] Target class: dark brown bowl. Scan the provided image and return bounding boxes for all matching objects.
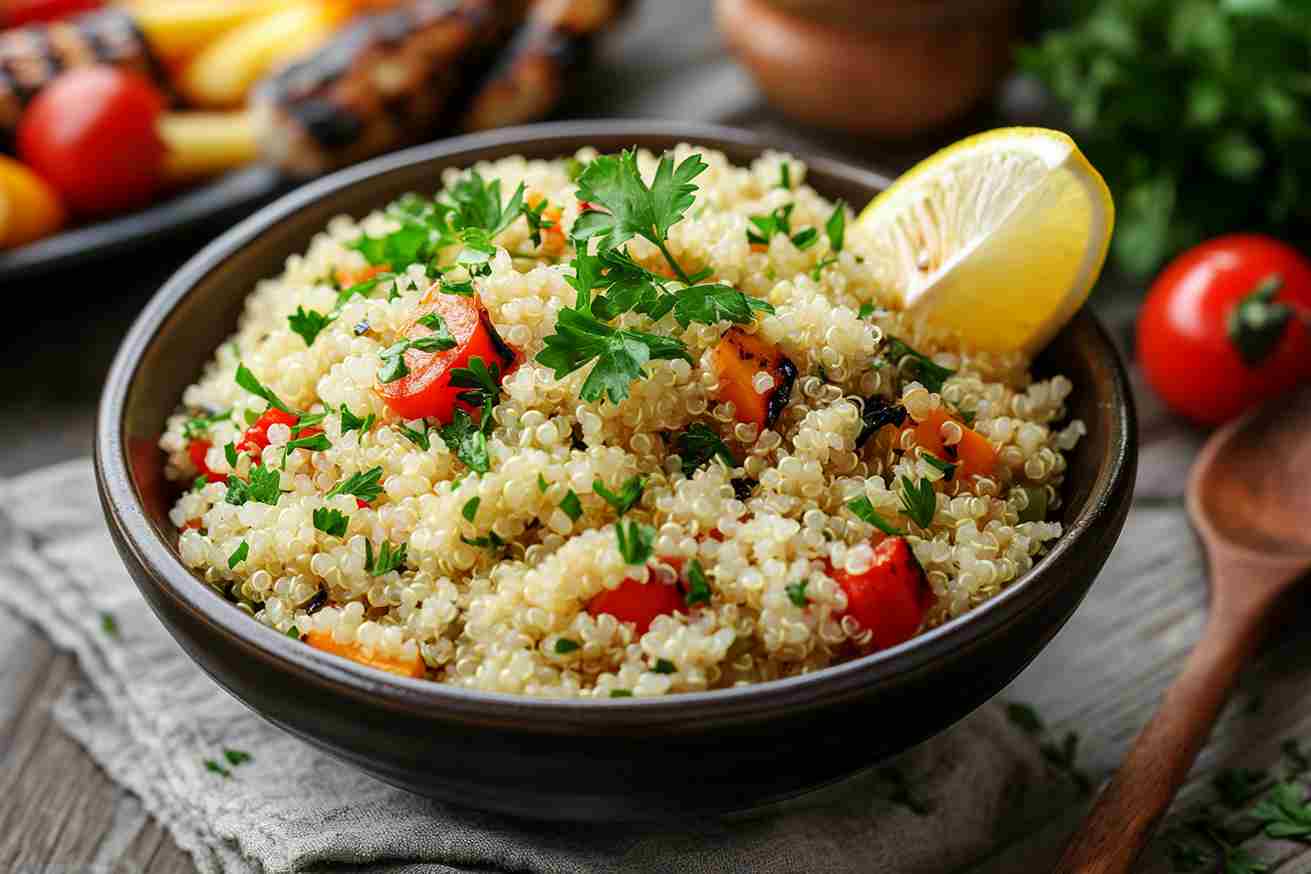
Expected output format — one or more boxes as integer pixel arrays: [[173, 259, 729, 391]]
[[95, 120, 1136, 822]]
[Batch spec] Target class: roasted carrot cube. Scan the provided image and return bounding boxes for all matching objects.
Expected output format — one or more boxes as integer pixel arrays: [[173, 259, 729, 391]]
[[305, 629, 426, 678], [711, 327, 797, 429]]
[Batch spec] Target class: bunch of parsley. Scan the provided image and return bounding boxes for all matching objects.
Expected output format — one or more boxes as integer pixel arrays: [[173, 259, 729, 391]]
[[1019, 0, 1311, 276]]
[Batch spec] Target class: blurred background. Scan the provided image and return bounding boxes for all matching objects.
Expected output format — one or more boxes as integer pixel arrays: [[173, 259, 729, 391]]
[[1, 0, 1307, 474]]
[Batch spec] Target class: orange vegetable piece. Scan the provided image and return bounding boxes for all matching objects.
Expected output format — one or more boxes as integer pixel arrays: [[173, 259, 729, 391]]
[[710, 327, 797, 429], [334, 263, 390, 289], [903, 408, 997, 481], [305, 628, 425, 678], [830, 536, 934, 651]]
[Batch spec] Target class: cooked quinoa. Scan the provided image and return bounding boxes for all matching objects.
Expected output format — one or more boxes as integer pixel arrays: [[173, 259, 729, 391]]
[[159, 145, 1084, 698]]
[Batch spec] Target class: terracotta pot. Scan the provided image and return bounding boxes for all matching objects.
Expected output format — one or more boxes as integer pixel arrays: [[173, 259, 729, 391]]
[[716, 0, 1020, 138]]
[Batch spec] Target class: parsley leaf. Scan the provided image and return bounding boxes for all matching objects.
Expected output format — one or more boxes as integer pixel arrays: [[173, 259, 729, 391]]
[[685, 558, 712, 606], [825, 200, 846, 253], [204, 759, 231, 778], [746, 203, 820, 251], [537, 307, 692, 405], [461, 530, 505, 552], [288, 306, 334, 347], [883, 337, 956, 393], [449, 356, 503, 422], [847, 495, 907, 536], [223, 749, 253, 767], [674, 423, 737, 477], [614, 519, 655, 565], [282, 432, 331, 468], [610, 689, 633, 698], [898, 476, 937, 529], [922, 452, 957, 480], [100, 612, 118, 637], [653, 658, 676, 674], [593, 475, 645, 516], [235, 364, 292, 413], [537, 473, 549, 493], [553, 638, 581, 655], [225, 442, 239, 468], [559, 490, 583, 521], [325, 466, 384, 503], [364, 539, 407, 576], [339, 404, 375, 435], [573, 149, 706, 283], [182, 409, 230, 440], [335, 272, 396, 310], [228, 541, 249, 569], [439, 408, 490, 473], [461, 496, 480, 522], [313, 507, 349, 537], [396, 421, 430, 451], [778, 162, 792, 190], [671, 284, 774, 328], [1251, 781, 1311, 838], [785, 579, 809, 607], [858, 302, 877, 319]]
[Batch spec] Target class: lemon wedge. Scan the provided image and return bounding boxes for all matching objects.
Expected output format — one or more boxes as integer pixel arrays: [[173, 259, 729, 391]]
[[856, 127, 1114, 355]]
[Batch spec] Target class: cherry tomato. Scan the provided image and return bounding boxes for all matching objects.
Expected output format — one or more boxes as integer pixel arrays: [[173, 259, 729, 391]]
[[17, 66, 166, 216], [830, 536, 934, 652], [587, 577, 687, 635], [5, 0, 102, 26], [376, 288, 516, 423], [187, 440, 226, 483], [1138, 234, 1311, 426], [238, 409, 300, 455]]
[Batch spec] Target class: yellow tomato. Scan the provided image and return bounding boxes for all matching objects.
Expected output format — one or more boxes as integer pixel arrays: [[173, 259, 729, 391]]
[[0, 156, 65, 249]]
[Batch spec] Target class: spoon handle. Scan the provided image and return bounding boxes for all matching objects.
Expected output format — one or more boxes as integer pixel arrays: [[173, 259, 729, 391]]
[[1055, 607, 1264, 873]]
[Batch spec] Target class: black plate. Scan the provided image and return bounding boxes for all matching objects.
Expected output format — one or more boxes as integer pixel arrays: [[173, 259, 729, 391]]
[[0, 165, 286, 283]]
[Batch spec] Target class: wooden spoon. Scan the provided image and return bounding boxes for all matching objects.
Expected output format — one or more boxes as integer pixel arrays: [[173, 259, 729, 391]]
[[1058, 383, 1311, 873]]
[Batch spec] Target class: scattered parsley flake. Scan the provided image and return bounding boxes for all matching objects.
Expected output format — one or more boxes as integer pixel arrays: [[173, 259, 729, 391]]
[[282, 432, 331, 468], [593, 475, 645, 516], [922, 452, 957, 480], [247, 465, 282, 505], [192, 475, 207, 492], [537, 473, 549, 493], [653, 658, 676, 674], [847, 495, 907, 536], [785, 579, 809, 607], [325, 466, 384, 503], [364, 539, 407, 576], [685, 559, 712, 606], [313, 507, 349, 537], [614, 519, 655, 565], [883, 337, 956, 393], [778, 162, 792, 190], [204, 759, 231, 778], [339, 404, 375, 435], [1253, 781, 1311, 839], [288, 306, 334, 347], [439, 408, 490, 473], [898, 476, 937, 529], [224, 442, 239, 468], [223, 749, 253, 767], [287, 625, 301, 639], [462, 496, 481, 522], [100, 612, 118, 637], [858, 303, 877, 319], [675, 423, 737, 477], [396, 421, 431, 451], [182, 409, 230, 440], [461, 531, 505, 552], [609, 689, 633, 698], [553, 638, 581, 655], [228, 541, 249, 569], [826, 200, 846, 253], [559, 490, 583, 522], [235, 364, 291, 413], [449, 356, 503, 420]]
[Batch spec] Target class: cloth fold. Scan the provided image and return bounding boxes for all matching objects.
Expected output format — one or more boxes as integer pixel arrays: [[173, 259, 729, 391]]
[[0, 460, 1071, 874]]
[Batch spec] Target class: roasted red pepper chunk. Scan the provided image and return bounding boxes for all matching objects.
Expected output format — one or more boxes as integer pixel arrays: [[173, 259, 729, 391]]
[[376, 287, 516, 423], [239, 409, 300, 455], [830, 536, 935, 652], [186, 439, 226, 483], [586, 576, 687, 635]]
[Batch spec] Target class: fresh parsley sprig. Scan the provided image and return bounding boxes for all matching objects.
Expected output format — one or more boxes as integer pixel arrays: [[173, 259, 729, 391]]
[[439, 409, 491, 474], [685, 559, 712, 606], [182, 409, 230, 441], [898, 476, 938, 529], [614, 519, 655, 565], [746, 203, 817, 250], [593, 475, 645, 516], [325, 466, 384, 503], [364, 539, 407, 576], [675, 423, 737, 477], [537, 307, 692, 405], [289, 306, 334, 347], [313, 507, 349, 537]]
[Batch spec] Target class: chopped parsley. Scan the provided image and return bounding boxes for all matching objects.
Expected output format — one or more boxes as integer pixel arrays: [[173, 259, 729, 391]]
[[313, 507, 349, 537], [281, 431, 331, 468], [922, 452, 957, 480], [609, 689, 633, 698], [559, 490, 583, 522], [675, 423, 737, 477], [227, 541, 249, 569], [325, 466, 384, 503], [100, 612, 119, 637], [288, 306, 334, 347], [225, 465, 281, 507], [377, 324, 457, 383], [335, 272, 396, 310], [1253, 782, 1311, 839], [746, 203, 817, 250], [684, 559, 712, 606], [364, 539, 407, 576], [223, 749, 253, 767], [858, 303, 877, 319], [449, 355, 503, 414], [537, 307, 692, 405], [593, 475, 644, 516], [653, 658, 676, 674], [224, 442, 239, 468], [898, 476, 937, 529], [438, 408, 491, 473], [537, 473, 549, 493], [461, 531, 506, 552], [339, 404, 375, 435], [522, 196, 554, 248], [461, 496, 481, 522], [204, 759, 231, 778], [287, 625, 301, 639], [847, 495, 907, 536], [614, 519, 655, 565], [553, 638, 581, 655], [777, 162, 792, 190], [182, 409, 230, 440], [235, 363, 292, 413], [192, 475, 208, 492], [826, 200, 846, 253], [396, 421, 431, 451], [883, 337, 956, 393]]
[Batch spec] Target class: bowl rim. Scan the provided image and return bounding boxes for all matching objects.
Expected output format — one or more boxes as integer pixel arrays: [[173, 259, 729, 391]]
[[95, 119, 1136, 732]]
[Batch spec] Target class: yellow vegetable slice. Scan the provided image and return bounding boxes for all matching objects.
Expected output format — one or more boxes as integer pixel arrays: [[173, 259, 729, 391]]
[[177, 1, 351, 109], [126, 0, 302, 61], [855, 127, 1114, 356], [0, 156, 65, 249], [159, 111, 260, 182]]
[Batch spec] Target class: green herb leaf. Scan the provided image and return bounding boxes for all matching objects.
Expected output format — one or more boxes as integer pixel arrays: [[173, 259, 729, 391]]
[[609, 689, 633, 698], [235, 364, 291, 413], [1252, 781, 1311, 838], [898, 476, 937, 529], [537, 473, 549, 493], [224, 442, 239, 468], [204, 759, 232, 778], [462, 496, 481, 522], [537, 307, 692, 405], [825, 200, 846, 252], [883, 337, 956, 393], [671, 284, 773, 328], [685, 558, 712, 606], [449, 356, 503, 423], [287, 625, 301, 639], [614, 519, 655, 565], [313, 507, 349, 537], [922, 452, 957, 480], [653, 658, 676, 674], [785, 579, 809, 607], [778, 162, 792, 190], [100, 612, 119, 637], [182, 409, 231, 440], [247, 465, 281, 505], [396, 421, 431, 451], [559, 490, 583, 522], [325, 466, 384, 503], [223, 749, 253, 767], [335, 272, 396, 310], [461, 530, 505, 552], [365, 539, 407, 576], [553, 638, 581, 655], [847, 495, 907, 536], [228, 541, 249, 569], [288, 306, 334, 347], [675, 423, 737, 477], [858, 303, 876, 319], [339, 404, 375, 435], [592, 475, 645, 516], [439, 408, 491, 473]]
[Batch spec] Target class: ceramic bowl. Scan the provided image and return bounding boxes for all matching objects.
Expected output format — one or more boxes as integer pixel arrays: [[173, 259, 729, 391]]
[[95, 120, 1136, 822]]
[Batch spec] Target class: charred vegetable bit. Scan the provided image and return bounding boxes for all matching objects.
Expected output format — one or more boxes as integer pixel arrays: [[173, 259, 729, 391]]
[[731, 477, 757, 501], [710, 327, 797, 429], [856, 398, 908, 448]]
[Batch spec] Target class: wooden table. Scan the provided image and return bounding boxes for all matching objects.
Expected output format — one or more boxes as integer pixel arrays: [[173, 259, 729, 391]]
[[4, 2, 1308, 872]]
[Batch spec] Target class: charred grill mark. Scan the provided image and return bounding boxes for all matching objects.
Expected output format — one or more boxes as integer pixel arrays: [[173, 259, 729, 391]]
[[480, 310, 518, 370], [731, 477, 757, 501], [856, 399, 908, 449], [765, 356, 798, 428], [305, 587, 329, 614]]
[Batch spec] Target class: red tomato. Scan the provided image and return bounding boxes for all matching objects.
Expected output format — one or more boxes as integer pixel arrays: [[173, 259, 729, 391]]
[[587, 577, 687, 635], [187, 440, 225, 483], [5, 0, 101, 25], [239, 409, 300, 454], [830, 537, 934, 652], [376, 289, 516, 422], [1138, 235, 1311, 426], [17, 66, 166, 216]]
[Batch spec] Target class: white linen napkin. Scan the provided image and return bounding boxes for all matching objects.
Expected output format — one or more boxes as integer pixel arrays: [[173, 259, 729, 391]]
[[0, 460, 1079, 874]]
